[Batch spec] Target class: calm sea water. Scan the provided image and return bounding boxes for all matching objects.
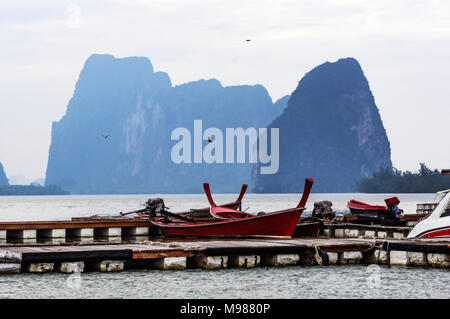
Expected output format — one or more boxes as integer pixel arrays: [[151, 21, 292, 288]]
[[0, 265, 448, 299], [0, 193, 443, 221], [0, 193, 448, 299]]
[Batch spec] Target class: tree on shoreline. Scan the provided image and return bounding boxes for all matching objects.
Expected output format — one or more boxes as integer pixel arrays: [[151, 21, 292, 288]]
[[356, 163, 450, 193]]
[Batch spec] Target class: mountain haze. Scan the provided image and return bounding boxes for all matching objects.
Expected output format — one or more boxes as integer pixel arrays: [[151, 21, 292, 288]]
[[45, 54, 286, 193], [45, 55, 392, 194]]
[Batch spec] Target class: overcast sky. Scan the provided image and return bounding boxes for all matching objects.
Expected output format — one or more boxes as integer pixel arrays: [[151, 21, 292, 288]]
[[0, 0, 449, 181]]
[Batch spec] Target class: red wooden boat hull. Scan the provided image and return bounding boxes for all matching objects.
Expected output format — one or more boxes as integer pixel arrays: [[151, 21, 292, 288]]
[[293, 218, 323, 237], [151, 207, 304, 237], [347, 200, 390, 221], [420, 227, 450, 238]]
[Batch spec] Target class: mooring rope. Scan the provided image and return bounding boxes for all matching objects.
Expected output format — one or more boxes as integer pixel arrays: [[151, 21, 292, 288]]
[[376, 241, 388, 261], [314, 244, 323, 265]]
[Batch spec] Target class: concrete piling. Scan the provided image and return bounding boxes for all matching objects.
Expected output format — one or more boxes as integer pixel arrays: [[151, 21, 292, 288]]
[[228, 255, 260, 268], [0, 251, 22, 263], [59, 261, 85, 273], [94, 260, 125, 272], [339, 251, 363, 264], [393, 232, 405, 240], [323, 228, 333, 237], [344, 229, 360, 238], [66, 228, 94, 238], [0, 263, 21, 274], [151, 257, 187, 270], [28, 263, 55, 273], [94, 227, 122, 237], [376, 231, 387, 239], [377, 250, 389, 264], [189, 256, 228, 269], [364, 230, 376, 238], [319, 223, 425, 240], [326, 252, 339, 264], [0, 251, 22, 274], [389, 250, 409, 266], [427, 253, 450, 268], [7, 229, 37, 240], [334, 229, 344, 237], [407, 252, 428, 267], [363, 249, 389, 265], [122, 227, 150, 236], [37, 229, 66, 239], [261, 254, 300, 267]]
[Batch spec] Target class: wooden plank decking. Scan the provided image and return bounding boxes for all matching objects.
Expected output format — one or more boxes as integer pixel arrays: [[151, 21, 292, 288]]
[[1, 237, 448, 263], [0, 218, 150, 230]]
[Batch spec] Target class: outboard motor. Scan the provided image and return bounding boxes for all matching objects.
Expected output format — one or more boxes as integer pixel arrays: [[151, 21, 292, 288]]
[[384, 197, 403, 219], [145, 198, 167, 217], [312, 200, 335, 220]]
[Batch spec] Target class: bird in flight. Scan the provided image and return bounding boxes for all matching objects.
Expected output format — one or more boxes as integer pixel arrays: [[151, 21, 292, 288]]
[[101, 134, 110, 139], [245, 39, 251, 42]]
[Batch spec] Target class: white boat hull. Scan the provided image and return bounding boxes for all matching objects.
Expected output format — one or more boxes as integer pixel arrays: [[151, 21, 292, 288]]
[[408, 191, 450, 238]]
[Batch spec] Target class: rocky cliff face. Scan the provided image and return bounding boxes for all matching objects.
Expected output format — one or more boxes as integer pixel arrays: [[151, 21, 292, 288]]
[[0, 162, 8, 185], [253, 58, 392, 192], [45, 54, 286, 193]]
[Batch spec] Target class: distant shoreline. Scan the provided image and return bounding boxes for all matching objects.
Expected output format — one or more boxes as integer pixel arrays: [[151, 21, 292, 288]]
[[0, 185, 69, 196], [0, 191, 440, 196]]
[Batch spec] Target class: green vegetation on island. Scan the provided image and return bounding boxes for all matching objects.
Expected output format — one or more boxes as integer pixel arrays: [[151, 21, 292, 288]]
[[356, 164, 450, 193], [0, 185, 69, 196]]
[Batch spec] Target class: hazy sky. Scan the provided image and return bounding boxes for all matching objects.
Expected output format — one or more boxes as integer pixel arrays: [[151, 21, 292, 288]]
[[0, 0, 449, 181]]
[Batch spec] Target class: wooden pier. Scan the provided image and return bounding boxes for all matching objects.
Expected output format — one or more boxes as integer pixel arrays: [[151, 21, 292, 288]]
[[322, 222, 413, 239], [0, 216, 424, 243], [0, 217, 156, 242], [0, 215, 448, 274], [0, 237, 448, 274]]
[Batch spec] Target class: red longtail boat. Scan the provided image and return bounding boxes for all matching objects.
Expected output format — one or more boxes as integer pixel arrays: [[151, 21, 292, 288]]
[[177, 183, 249, 220], [150, 178, 314, 238], [347, 196, 402, 223]]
